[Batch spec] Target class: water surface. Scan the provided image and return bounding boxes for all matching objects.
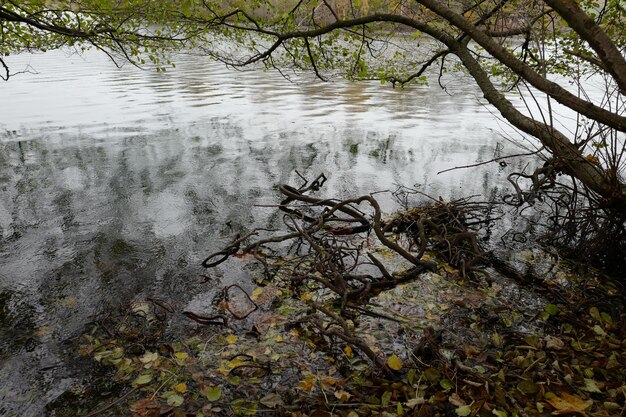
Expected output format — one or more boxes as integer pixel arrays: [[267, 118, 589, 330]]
[[0, 49, 517, 415]]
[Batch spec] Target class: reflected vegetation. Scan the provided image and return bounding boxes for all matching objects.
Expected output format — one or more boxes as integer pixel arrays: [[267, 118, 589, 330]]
[[0, 50, 523, 415]]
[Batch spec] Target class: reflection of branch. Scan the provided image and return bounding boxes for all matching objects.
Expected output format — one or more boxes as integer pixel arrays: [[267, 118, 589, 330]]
[[437, 148, 545, 175]]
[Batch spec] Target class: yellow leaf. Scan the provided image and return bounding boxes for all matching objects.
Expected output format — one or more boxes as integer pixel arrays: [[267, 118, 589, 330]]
[[298, 377, 315, 392], [334, 389, 352, 401], [226, 334, 238, 345], [344, 345, 353, 358], [386, 354, 403, 371], [251, 288, 264, 301], [547, 393, 593, 415], [299, 292, 314, 301], [174, 383, 187, 393], [174, 352, 188, 360], [274, 335, 283, 342]]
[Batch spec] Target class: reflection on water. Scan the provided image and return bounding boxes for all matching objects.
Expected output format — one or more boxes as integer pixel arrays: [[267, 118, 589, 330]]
[[0, 50, 523, 415]]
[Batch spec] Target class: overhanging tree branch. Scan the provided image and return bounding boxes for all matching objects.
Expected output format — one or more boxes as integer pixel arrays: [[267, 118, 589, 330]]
[[413, 0, 626, 132], [543, 0, 626, 95]]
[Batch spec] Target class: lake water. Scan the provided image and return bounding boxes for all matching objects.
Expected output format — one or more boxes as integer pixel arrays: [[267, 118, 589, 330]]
[[0, 49, 522, 415]]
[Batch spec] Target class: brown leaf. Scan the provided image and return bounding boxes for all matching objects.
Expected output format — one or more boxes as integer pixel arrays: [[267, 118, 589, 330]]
[[547, 393, 593, 415], [130, 398, 160, 417]]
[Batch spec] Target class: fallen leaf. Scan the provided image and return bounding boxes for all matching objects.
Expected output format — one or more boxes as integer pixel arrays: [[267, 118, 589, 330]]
[[344, 345, 353, 358], [456, 405, 472, 416], [545, 335, 565, 350], [405, 397, 426, 409], [166, 393, 184, 407], [250, 288, 264, 301], [547, 393, 593, 415], [449, 393, 466, 407], [440, 379, 454, 390], [226, 334, 238, 345], [386, 354, 403, 371], [174, 383, 187, 394], [133, 374, 153, 386], [140, 351, 158, 363], [130, 398, 160, 416], [260, 393, 284, 408], [206, 386, 222, 402], [582, 379, 602, 393], [298, 376, 315, 392], [334, 390, 352, 402]]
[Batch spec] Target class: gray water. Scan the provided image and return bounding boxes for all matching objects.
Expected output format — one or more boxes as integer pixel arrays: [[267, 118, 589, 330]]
[[0, 49, 520, 415]]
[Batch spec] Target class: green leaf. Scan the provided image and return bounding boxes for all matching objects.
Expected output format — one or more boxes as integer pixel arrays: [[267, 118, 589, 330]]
[[231, 399, 258, 416], [583, 379, 602, 393], [132, 373, 153, 386], [181, 0, 193, 17], [544, 304, 559, 315], [423, 367, 441, 381], [167, 393, 184, 407], [381, 390, 392, 407], [207, 386, 222, 401], [517, 380, 539, 395], [600, 312, 613, 323], [440, 379, 454, 390], [456, 405, 472, 416], [589, 307, 601, 321], [593, 325, 607, 337]]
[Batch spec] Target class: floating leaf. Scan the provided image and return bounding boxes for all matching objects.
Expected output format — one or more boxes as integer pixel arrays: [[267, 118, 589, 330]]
[[206, 386, 222, 402], [386, 354, 403, 371], [547, 393, 593, 414]]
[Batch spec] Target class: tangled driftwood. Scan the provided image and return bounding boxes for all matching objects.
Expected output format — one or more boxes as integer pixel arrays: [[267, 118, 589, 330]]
[[196, 174, 499, 374]]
